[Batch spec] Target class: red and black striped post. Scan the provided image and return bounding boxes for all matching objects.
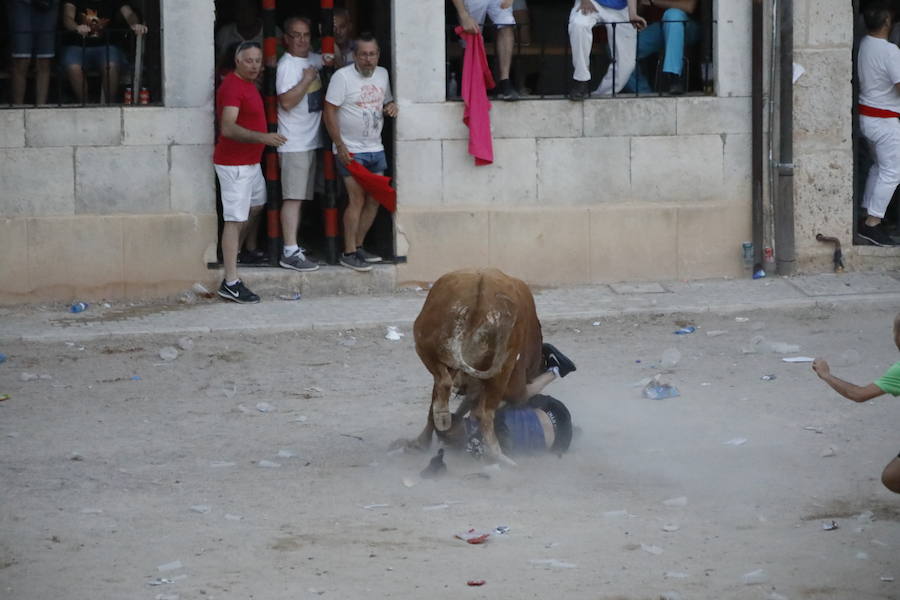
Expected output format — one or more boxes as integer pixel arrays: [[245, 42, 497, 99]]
[[261, 0, 282, 265], [320, 0, 339, 265]]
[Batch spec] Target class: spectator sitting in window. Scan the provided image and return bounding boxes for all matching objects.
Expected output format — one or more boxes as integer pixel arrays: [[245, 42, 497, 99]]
[[215, 0, 281, 72], [7, 0, 60, 105], [622, 0, 699, 95], [450, 0, 520, 100], [567, 0, 646, 101], [332, 7, 355, 68], [61, 0, 147, 103]]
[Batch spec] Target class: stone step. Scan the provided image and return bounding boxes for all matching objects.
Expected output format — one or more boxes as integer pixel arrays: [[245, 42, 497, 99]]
[[226, 263, 397, 298]]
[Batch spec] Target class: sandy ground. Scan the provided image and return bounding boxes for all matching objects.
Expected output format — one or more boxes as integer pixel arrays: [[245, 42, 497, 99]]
[[1, 303, 899, 600]]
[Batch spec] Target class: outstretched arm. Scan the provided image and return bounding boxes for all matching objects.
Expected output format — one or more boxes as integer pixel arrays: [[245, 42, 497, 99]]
[[812, 359, 886, 403]]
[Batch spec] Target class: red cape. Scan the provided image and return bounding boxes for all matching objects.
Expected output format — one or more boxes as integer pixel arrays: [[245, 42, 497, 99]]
[[346, 159, 397, 213]]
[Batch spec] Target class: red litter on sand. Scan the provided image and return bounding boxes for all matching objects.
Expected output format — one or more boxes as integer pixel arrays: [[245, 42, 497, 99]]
[[466, 580, 486, 586], [455, 529, 491, 544]]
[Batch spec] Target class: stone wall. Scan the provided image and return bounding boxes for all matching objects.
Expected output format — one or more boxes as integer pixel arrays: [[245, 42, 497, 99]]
[[392, 0, 754, 285], [0, 0, 218, 303]]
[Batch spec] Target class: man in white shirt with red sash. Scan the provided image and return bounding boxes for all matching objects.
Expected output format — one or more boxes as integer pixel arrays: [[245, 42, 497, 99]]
[[857, 1, 900, 246]]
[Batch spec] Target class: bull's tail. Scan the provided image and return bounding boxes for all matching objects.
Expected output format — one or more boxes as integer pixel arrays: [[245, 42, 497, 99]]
[[449, 293, 517, 380]]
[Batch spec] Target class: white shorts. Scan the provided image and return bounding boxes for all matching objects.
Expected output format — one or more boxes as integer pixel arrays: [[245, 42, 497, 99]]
[[214, 163, 266, 222], [464, 0, 515, 26], [279, 150, 316, 201]]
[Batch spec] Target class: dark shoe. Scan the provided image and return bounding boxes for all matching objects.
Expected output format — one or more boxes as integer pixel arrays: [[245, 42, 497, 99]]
[[498, 78, 519, 101], [217, 279, 260, 304], [858, 223, 895, 246], [237, 248, 269, 264], [662, 72, 684, 95], [568, 80, 589, 101], [339, 252, 373, 272], [279, 250, 320, 272], [356, 247, 382, 263], [542, 343, 576, 378]]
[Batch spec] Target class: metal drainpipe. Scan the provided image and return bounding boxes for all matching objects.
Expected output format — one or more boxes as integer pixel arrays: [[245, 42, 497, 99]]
[[774, 0, 795, 274], [752, 0, 764, 271]]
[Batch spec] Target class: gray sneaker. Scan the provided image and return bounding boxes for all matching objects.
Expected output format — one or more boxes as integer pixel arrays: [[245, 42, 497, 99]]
[[279, 250, 319, 272], [356, 247, 382, 263], [339, 251, 373, 272]]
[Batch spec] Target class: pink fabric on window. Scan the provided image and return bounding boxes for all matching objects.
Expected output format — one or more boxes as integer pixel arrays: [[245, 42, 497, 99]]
[[455, 26, 494, 166]]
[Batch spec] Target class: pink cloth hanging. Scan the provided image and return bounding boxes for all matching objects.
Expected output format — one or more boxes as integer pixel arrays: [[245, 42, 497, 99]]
[[455, 25, 494, 166]]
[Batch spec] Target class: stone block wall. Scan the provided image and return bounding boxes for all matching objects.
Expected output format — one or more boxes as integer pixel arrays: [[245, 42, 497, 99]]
[[0, 0, 218, 303], [392, 0, 754, 285]]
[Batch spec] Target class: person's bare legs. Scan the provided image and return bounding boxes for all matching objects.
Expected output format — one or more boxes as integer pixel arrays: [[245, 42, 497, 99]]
[[240, 205, 264, 251], [222, 221, 244, 283], [524, 371, 557, 398], [35, 58, 51, 105], [882, 456, 900, 493], [11, 58, 31, 105], [496, 25, 514, 80], [101, 63, 120, 103], [67, 64, 86, 102], [513, 9, 531, 45], [342, 175, 366, 254], [281, 200, 301, 247], [355, 197, 379, 248]]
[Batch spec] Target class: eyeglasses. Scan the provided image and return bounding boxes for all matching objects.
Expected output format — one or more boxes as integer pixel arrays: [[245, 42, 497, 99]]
[[356, 51, 379, 58], [285, 31, 311, 39]]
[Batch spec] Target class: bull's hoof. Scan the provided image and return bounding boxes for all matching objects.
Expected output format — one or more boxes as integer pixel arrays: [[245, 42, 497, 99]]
[[432, 408, 452, 432]]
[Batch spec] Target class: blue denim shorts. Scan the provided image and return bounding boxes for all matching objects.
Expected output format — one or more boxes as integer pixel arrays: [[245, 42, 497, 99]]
[[61, 44, 128, 69], [7, 0, 60, 58], [336, 150, 387, 178]]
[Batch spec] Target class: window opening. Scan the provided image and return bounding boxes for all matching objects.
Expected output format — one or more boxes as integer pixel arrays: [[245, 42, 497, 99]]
[[445, 0, 715, 100], [211, 0, 396, 271], [852, 0, 900, 246], [1, 0, 163, 106]]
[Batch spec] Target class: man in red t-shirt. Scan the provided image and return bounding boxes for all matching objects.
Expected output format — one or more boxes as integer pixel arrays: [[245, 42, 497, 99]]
[[213, 41, 286, 303]]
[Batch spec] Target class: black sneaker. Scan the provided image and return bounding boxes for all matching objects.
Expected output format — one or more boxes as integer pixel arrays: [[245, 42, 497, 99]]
[[568, 80, 589, 101], [858, 223, 895, 246], [356, 247, 382, 263], [339, 252, 373, 272], [217, 279, 260, 304], [498, 78, 519, 101], [279, 250, 320, 272], [542, 343, 576, 378], [662, 72, 684, 95]]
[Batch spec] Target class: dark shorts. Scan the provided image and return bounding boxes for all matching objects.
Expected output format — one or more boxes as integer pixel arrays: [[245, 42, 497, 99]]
[[337, 150, 387, 178], [60, 45, 128, 69], [7, 0, 60, 58]]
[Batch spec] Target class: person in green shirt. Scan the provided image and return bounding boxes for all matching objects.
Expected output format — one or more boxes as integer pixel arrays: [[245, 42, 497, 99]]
[[812, 312, 900, 494]]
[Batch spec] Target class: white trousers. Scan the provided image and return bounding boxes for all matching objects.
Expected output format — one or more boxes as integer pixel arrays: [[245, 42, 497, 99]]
[[568, 0, 636, 95], [861, 115, 900, 219]]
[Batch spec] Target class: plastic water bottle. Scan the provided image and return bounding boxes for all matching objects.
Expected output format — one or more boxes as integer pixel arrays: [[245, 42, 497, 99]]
[[741, 242, 754, 272], [447, 72, 458, 98], [69, 302, 88, 313]]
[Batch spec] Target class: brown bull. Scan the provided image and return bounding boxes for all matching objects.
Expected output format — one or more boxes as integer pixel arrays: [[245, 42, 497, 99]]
[[411, 268, 543, 464]]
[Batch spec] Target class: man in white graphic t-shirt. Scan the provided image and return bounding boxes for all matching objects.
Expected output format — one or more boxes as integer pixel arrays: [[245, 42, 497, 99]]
[[276, 16, 324, 271], [857, 1, 900, 246], [323, 33, 398, 272]]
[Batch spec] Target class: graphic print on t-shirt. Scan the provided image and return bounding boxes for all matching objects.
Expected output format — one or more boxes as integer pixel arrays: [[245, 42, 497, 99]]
[[358, 84, 385, 139], [306, 77, 323, 113]]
